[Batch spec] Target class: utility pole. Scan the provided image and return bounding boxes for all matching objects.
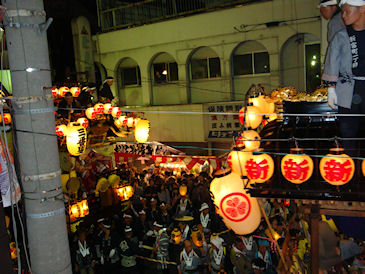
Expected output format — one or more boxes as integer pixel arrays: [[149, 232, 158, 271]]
[[2, 0, 71, 273]]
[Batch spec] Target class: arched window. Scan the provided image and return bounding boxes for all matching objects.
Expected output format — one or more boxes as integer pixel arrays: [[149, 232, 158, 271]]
[[189, 47, 221, 80], [232, 41, 270, 76], [117, 57, 141, 88], [151, 52, 178, 84]]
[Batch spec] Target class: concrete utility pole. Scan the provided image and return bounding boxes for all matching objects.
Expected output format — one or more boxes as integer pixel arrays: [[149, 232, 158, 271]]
[[2, 0, 71, 273]]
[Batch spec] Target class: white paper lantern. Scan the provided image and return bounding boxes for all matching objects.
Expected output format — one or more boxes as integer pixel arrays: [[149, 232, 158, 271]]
[[66, 123, 87, 156], [135, 119, 150, 143], [85, 107, 97, 119], [227, 150, 252, 176], [210, 170, 261, 235], [111, 107, 121, 118], [103, 103, 113, 114]]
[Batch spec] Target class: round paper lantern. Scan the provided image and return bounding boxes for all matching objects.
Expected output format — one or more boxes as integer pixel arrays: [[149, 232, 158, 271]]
[[235, 136, 245, 148], [111, 107, 121, 118], [66, 123, 87, 156], [70, 87, 81, 97], [94, 103, 105, 114], [248, 94, 268, 114], [319, 148, 355, 186], [58, 86, 69, 97], [103, 103, 113, 114], [179, 184, 187, 196], [210, 170, 261, 235], [55, 124, 68, 137], [228, 150, 253, 176], [239, 103, 263, 129], [281, 149, 313, 184], [127, 117, 135, 128], [171, 228, 182, 245], [77, 117, 89, 129], [245, 151, 274, 183], [264, 98, 275, 117], [2, 113, 11, 124], [51, 88, 58, 98], [135, 119, 150, 143], [267, 113, 278, 122], [119, 116, 128, 125], [362, 160, 365, 177], [85, 107, 97, 120], [241, 130, 261, 151]]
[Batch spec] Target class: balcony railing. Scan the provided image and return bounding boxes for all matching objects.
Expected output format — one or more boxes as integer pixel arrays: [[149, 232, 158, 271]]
[[97, 0, 268, 32]]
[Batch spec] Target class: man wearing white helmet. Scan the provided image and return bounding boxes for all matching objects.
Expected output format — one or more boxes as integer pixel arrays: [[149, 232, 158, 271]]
[[319, 0, 345, 42], [322, 0, 365, 155]]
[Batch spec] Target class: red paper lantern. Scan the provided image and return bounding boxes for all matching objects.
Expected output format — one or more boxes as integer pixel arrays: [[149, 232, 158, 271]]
[[70, 87, 81, 97], [281, 149, 313, 184], [103, 103, 113, 114], [51, 88, 58, 98], [319, 148, 355, 186], [58, 87, 69, 97], [94, 103, 105, 114], [2, 113, 11, 124], [245, 151, 274, 183], [85, 107, 97, 119], [111, 107, 121, 118], [77, 118, 89, 129]]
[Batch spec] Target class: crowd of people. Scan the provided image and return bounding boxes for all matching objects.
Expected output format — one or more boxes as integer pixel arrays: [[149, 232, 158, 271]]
[[67, 162, 365, 274]]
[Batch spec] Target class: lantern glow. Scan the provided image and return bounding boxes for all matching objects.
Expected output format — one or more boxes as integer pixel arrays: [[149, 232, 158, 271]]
[[77, 117, 89, 129], [210, 170, 261, 235], [319, 148, 355, 186], [2, 113, 11, 124], [58, 87, 69, 97], [70, 87, 81, 97], [127, 117, 135, 128], [179, 184, 187, 196], [55, 124, 68, 137], [241, 130, 261, 151], [51, 88, 58, 98], [85, 107, 97, 119], [66, 123, 87, 156], [239, 104, 263, 129], [69, 200, 89, 222], [134, 119, 150, 143], [245, 151, 274, 184], [281, 149, 313, 184], [103, 103, 113, 114], [111, 107, 121, 118], [228, 150, 253, 176], [94, 103, 105, 114]]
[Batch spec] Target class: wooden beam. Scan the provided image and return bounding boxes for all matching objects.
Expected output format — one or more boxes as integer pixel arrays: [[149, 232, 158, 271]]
[[319, 208, 365, 218]]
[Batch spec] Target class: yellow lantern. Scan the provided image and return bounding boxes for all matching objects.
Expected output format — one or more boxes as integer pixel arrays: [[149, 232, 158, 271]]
[[135, 119, 150, 143], [103, 103, 113, 114], [191, 226, 204, 247], [248, 94, 268, 114], [245, 151, 274, 184], [179, 184, 188, 196], [55, 124, 68, 137], [94, 103, 105, 114], [265, 228, 281, 241], [210, 169, 261, 235], [127, 117, 135, 128], [281, 149, 314, 184], [241, 130, 261, 151], [264, 98, 276, 117], [267, 113, 278, 122], [114, 117, 124, 128], [69, 203, 80, 222], [70, 87, 81, 97], [10, 242, 17, 259], [111, 107, 121, 118], [239, 103, 263, 129], [362, 160, 365, 177], [125, 185, 134, 198], [79, 200, 89, 218], [2, 113, 11, 124], [171, 228, 182, 245], [85, 107, 97, 119], [319, 148, 355, 186], [66, 122, 87, 156], [228, 150, 253, 176], [58, 86, 70, 97], [77, 117, 89, 129], [116, 185, 134, 201]]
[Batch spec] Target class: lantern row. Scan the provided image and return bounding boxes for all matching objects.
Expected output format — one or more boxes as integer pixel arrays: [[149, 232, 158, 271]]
[[52, 86, 81, 98], [69, 199, 89, 223], [228, 148, 362, 186]]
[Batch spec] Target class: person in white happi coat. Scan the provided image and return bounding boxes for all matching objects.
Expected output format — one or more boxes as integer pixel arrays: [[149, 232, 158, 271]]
[[208, 236, 226, 274], [178, 240, 200, 274], [199, 203, 212, 239]]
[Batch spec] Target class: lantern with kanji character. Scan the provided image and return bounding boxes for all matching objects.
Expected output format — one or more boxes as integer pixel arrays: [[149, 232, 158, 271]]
[[2, 113, 11, 124], [228, 150, 252, 176], [241, 130, 261, 151], [77, 117, 89, 129], [66, 122, 87, 156], [55, 124, 68, 137], [179, 184, 187, 196], [245, 150, 274, 184], [103, 103, 113, 114], [70, 87, 81, 97], [127, 117, 135, 128], [239, 103, 263, 129], [210, 169, 261, 235], [281, 149, 313, 184], [85, 107, 97, 119], [51, 88, 58, 98], [111, 107, 121, 118], [171, 228, 182, 245], [58, 86, 69, 97], [135, 119, 150, 143], [94, 103, 105, 114], [319, 148, 355, 186]]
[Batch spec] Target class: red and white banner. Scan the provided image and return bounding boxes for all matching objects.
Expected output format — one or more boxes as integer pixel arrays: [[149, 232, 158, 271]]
[[114, 153, 219, 170]]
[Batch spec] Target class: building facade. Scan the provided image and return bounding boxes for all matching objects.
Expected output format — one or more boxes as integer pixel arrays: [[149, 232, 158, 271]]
[[93, 0, 327, 154]]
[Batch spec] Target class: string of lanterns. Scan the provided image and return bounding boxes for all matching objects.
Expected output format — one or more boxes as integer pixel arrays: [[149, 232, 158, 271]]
[[52, 86, 81, 98]]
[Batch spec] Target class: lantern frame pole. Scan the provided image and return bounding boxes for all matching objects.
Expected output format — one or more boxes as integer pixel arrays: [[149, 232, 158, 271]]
[[258, 199, 289, 272]]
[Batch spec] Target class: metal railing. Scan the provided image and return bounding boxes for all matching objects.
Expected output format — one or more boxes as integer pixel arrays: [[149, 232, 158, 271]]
[[97, 0, 268, 32]]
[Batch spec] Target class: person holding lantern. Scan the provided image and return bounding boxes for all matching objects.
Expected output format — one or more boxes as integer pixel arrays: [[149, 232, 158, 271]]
[[208, 236, 227, 274], [322, 0, 365, 155]]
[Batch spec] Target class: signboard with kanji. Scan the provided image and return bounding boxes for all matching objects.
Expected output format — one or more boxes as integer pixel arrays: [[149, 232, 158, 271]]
[[204, 102, 243, 140]]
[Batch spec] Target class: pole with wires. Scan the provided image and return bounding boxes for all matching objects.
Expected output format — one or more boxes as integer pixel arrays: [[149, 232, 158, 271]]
[[2, 0, 71, 273]]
